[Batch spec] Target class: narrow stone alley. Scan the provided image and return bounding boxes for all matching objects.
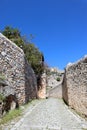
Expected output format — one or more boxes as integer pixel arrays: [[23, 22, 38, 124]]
[[7, 98, 87, 130], [9, 98, 87, 130]]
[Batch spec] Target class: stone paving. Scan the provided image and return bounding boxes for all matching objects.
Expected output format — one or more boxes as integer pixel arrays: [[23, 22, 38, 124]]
[[9, 98, 87, 130]]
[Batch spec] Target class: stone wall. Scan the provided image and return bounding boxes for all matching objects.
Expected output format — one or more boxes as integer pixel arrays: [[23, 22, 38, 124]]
[[62, 56, 87, 116], [47, 74, 62, 90], [48, 83, 62, 98], [46, 72, 64, 98], [37, 73, 46, 98], [0, 33, 37, 105]]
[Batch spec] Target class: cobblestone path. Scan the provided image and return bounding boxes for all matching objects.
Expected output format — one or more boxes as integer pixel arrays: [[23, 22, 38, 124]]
[[11, 98, 87, 130]]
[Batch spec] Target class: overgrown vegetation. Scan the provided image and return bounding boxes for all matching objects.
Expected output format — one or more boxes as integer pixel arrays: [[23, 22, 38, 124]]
[[0, 74, 5, 81], [56, 77, 60, 81], [0, 99, 39, 125], [0, 94, 6, 102], [23, 43, 44, 75], [0, 109, 22, 125], [2, 26, 24, 48], [1, 26, 44, 75]]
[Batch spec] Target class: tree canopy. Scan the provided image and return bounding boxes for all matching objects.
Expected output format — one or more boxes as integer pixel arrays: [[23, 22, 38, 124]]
[[2, 26, 24, 48]]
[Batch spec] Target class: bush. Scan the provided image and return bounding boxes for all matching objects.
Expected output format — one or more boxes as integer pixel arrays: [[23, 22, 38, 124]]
[[1, 26, 24, 48], [23, 43, 44, 75], [0, 74, 5, 81], [0, 94, 6, 102], [56, 77, 60, 81]]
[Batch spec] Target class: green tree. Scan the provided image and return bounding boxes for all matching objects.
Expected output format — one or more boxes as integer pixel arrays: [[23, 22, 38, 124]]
[[23, 43, 44, 75], [2, 26, 24, 48]]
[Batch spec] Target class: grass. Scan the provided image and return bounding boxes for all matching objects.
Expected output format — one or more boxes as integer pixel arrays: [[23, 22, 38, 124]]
[[0, 108, 22, 125], [0, 74, 5, 81], [0, 99, 39, 125], [0, 94, 6, 102], [23, 99, 40, 109]]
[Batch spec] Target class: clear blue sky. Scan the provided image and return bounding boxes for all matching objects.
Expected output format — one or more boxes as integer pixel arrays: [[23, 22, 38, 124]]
[[0, 0, 87, 69]]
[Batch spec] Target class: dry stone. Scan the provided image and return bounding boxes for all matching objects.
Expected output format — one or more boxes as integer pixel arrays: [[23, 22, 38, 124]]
[[62, 56, 87, 116], [37, 72, 46, 98], [0, 33, 37, 105], [0, 101, 3, 117]]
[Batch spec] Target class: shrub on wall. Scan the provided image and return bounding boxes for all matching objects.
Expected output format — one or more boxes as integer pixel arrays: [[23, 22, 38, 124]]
[[0, 74, 5, 81], [56, 77, 60, 81], [0, 94, 6, 102], [1, 26, 44, 76]]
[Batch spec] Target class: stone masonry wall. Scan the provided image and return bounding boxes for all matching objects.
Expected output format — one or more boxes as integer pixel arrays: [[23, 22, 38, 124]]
[[48, 83, 62, 98], [62, 56, 87, 116], [37, 73, 46, 98], [0, 33, 37, 105], [46, 73, 64, 98]]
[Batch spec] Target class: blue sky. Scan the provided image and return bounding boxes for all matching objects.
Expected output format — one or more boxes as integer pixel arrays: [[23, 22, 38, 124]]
[[0, 0, 87, 69]]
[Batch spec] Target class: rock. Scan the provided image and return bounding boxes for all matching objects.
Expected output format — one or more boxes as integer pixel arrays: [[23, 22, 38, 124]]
[[1, 51, 6, 56], [0, 101, 3, 117], [37, 72, 46, 99], [0, 33, 37, 105], [3, 94, 18, 112], [62, 55, 87, 116], [10, 101, 16, 110]]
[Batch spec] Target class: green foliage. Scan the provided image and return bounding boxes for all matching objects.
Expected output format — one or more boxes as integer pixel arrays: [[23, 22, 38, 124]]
[[0, 99, 39, 125], [0, 74, 5, 81], [2, 26, 44, 75], [2, 26, 24, 48], [23, 43, 44, 75], [0, 94, 5, 102], [0, 109, 22, 125], [56, 77, 60, 81], [2, 26, 20, 38]]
